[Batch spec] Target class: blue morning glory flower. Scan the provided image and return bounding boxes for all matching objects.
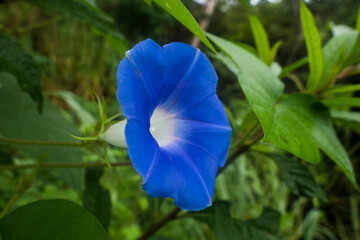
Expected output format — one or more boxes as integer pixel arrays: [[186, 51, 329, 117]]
[[102, 39, 231, 211]]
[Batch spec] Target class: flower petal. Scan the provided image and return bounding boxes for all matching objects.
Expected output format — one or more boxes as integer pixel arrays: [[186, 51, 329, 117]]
[[143, 144, 213, 211], [173, 118, 231, 167], [117, 39, 164, 120], [117, 58, 151, 122], [160, 43, 218, 114], [125, 39, 164, 108], [125, 119, 159, 177]]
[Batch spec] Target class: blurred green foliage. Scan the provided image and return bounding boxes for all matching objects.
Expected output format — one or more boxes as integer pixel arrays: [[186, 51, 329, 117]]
[[0, 0, 360, 239]]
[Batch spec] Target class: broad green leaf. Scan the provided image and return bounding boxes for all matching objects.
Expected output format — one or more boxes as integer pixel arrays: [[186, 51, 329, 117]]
[[320, 30, 360, 88], [324, 84, 360, 95], [0, 199, 108, 240], [83, 169, 111, 231], [270, 40, 283, 63], [331, 110, 360, 135], [300, 1, 324, 92], [322, 97, 360, 108], [0, 73, 84, 190], [249, 15, 271, 65], [0, 33, 43, 112], [25, 0, 127, 55], [207, 33, 284, 135], [264, 94, 356, 187], [153, 0, 216, 53], [193, 202, 281, 240], [270, 153, 326, 201], [279, 57, 308, 78], [357, 6, 360, 31], [208, 34, 357, 188]]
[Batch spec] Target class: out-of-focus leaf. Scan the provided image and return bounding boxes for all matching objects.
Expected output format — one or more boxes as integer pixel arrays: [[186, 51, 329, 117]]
[[193, 202, 281, 240], [25, 0, 128, 55], [279, 57, 308, 78], [322, 97, 360, 108], [83, 169, 111, 231], [237, 0, 250, 8], [331, 110, 360, 135], [0, 73, 84, 190], [324, 84, 360, 95], [153, 0, 216, 53], [249, 15, 271, 65], [0, 199, 108, 240], [321, 30, 360, 87], [271, 62, 282, 77], [144, 0, 152, 6], [300, 1, 324, 92], [91, 27, 128, 56], [0, 147, 12, 166], [0, 33, 43, 112], [49, 90, 96, 131], [208, 34, 357, 188], [330, 23, 353, 37], [270, 40, 282, 63], [357, 6, 360, 31], [271, 153, 326, 201]]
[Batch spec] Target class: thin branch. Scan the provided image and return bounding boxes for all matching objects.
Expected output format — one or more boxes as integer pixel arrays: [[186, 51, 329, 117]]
[[136, 143, 251, 240], [0, 137, 83, 147], [0, 161, 132, 171], [137, 207, 182, 240]]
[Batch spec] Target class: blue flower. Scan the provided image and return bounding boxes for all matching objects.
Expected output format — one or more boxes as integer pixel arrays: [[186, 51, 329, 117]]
[[103, 39, 231, 211]]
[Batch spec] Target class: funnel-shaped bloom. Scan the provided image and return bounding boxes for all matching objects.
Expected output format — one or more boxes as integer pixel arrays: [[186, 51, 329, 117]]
[[109, 39, 231, 211]]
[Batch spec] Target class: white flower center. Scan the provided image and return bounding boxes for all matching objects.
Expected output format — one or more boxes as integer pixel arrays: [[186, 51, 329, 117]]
[[150, 108, 175, 147]]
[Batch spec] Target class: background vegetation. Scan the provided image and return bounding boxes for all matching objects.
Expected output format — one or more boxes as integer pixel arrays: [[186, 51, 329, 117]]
[[0, 0, 359, 239]]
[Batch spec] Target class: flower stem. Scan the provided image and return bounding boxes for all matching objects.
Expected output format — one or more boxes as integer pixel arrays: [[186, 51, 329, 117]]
[[0, 137, 83, 147], [0, 162, 132, 171]]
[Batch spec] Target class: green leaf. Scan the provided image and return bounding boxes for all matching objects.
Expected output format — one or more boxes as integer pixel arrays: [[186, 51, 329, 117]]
[[279, 57, 308, 79], [0, 73, 84, 190], [357, 6, 360, 31], [321, 30, 360, 87], [270, 40, 283, 63], [208, 33, 357, 188], [206, 33, 284, 135], [324, 84, 360, 95], [270, 153, 326, 201], [144, 0, 152, 6], [322, 97, 360, 108], [330, 23, 353, 37], [249, 15, 271, 65], [25, 0, 127, 55], [331, 110, 360, 135], [193, 202, 281, 240], [153, 0, 216, 53], [0, 33, 43, 112], [0, 199, 108, 240], [83, 169, 111, 231], [264, 94, 356, 187], [300, 1, 324, 92]]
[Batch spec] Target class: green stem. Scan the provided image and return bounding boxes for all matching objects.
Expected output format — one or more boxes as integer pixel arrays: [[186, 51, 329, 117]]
[[0, 137, 83, 147], [0, 154, 47, 218], [0, 192, 21, 218], [0, 161, 132, 171]]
